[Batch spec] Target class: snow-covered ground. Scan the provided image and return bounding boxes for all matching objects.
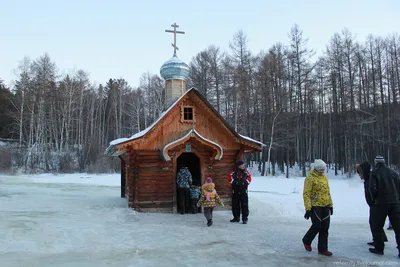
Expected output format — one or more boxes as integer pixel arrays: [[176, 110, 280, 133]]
[[1, 171, 400, 267]]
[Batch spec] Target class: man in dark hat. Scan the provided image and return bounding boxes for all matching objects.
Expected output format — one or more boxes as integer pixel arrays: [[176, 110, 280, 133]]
[[368, 155, 400, 256], [228, 160, 252, 224], [356, 161, 388, 246]]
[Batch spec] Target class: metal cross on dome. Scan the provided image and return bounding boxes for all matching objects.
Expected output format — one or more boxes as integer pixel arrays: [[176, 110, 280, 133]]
[[165, 22, 185, 55]]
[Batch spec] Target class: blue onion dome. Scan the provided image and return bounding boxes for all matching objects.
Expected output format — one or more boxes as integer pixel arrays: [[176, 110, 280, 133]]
[[160, 53, 190, 81]]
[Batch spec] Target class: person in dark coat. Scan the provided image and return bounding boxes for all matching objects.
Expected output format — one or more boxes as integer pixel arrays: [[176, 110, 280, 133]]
[[228, 160, 252, 224], [356, 161, 388, 246], [368, 155, 400, 256], [176, 166, 193, 214]]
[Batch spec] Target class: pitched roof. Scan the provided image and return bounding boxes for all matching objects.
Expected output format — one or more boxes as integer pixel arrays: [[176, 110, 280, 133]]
[[105, 87, 264, 156]]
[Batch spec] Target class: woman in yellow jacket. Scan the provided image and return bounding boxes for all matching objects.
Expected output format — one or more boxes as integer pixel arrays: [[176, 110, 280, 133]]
[[302, 159, 333, 256]]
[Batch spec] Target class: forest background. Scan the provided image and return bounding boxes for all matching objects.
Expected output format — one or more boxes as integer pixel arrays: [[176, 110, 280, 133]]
[[1, 25, 399, 176]]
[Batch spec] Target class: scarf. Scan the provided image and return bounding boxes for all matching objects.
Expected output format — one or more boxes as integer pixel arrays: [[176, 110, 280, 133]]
[[206, 189, 216, 200]]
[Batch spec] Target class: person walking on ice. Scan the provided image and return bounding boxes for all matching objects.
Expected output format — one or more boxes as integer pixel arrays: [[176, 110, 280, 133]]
[[197, 177, 224, 226], [356, 161, 388, 246], [368, 155, 400, 256], [302, 159, 333, 256]]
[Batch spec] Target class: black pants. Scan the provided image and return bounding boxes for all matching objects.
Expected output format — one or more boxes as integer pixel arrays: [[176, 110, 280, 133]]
[[232, 192, 249, 221], [371, 203, 400, 252], [177, 188, 190, 214], [369, 205, 388, 242], [302, 207, 330, 252]]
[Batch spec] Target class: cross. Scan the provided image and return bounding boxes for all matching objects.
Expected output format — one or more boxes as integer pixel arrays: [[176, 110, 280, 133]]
[[165, 22, 185, 55]]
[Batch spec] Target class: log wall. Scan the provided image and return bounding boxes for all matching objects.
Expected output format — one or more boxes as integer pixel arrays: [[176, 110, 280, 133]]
[[128, 150, 174, 212]]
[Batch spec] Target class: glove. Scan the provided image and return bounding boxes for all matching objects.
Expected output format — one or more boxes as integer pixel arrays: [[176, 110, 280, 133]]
[[304, 210, 311, 220], [221, 203, 225, 208], [196, 201, 201, 207], [330, 207, 333, 216]]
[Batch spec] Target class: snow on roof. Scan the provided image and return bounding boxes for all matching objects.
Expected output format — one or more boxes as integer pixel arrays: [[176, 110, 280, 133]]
[[105, 87, 264, 155], [239, 134, 266, 147], [109, 138, 129, 146]]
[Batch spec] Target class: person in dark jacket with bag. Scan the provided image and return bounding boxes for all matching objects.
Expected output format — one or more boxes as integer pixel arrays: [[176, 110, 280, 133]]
[[356, 161, 388, 246], [368, 155, 400, 256], [228, 160, 252, 224]]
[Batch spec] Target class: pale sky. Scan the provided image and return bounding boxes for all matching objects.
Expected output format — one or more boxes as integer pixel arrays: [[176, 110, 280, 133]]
[[1, 0, 398, 88]]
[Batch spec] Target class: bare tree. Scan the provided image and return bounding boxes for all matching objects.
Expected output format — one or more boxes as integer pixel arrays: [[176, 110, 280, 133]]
[[288, 24, 315, 176], [229, 30, 252, 134]]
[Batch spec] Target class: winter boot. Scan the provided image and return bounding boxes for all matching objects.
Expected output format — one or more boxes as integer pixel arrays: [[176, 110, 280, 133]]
[[207, 219, 213, 227], [243, 219, 248, 224], [303, 243, 312, 252], [230, 218, 240, 222], [318, 250, 333, 256], [369, 248, 384, 255]]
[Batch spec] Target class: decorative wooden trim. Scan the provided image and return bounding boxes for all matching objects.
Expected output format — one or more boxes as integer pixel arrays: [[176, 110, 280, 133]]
[[172, 154, 178, 213], [180, 104, 196, 123], [162, 129, 223, 161]]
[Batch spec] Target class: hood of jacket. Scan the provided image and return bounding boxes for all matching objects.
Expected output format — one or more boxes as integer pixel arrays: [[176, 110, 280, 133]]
[[358, 161, 371, 180], [202, 183, 215, 193]]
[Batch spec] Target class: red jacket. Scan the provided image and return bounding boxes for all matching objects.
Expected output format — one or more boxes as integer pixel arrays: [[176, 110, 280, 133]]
[[228, 169, 252, 193]]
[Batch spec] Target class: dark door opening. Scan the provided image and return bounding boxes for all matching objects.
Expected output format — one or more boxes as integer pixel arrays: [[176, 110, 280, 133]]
[[176, 153, 201, 214]]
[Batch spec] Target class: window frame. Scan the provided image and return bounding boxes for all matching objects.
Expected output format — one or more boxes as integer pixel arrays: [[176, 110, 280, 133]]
[[181, 105, 195, 123]]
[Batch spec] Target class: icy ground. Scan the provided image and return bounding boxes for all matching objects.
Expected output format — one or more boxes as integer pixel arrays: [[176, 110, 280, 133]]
[[1, 173, 400, 267]]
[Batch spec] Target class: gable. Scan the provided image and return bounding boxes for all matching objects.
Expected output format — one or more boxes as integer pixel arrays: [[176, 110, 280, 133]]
[[105, 88, 263, 156]]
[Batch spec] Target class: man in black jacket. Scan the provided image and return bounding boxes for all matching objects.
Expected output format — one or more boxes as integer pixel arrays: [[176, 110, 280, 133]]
[[228, 160, 252, 224], [368, 155, 400, 256], [356, 161, 388, 246]]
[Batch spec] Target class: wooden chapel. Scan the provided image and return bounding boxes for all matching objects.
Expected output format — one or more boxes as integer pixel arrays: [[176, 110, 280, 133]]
[[105, 23, 263, 212]]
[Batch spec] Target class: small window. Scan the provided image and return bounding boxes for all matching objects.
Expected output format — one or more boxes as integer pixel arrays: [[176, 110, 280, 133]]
[[181, 105, 195, 123], [183, 107, 193, 121]]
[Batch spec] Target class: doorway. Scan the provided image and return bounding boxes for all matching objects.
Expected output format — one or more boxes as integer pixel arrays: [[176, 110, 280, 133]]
[[176, 153, 201, 214]]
